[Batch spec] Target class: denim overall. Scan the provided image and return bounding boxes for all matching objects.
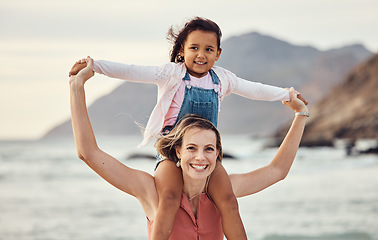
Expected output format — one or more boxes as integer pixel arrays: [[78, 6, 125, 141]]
[[175, 69, 220, 126], [162, 69, 220, 134], [156, 69, 220, 167]]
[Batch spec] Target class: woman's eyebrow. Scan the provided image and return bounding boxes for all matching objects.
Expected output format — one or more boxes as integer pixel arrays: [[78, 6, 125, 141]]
[[205, 144, 216, 148], [186, 142, 198, 146]]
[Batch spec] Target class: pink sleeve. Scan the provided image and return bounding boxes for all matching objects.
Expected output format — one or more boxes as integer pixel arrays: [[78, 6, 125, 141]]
[[233, 77, 290, 101], [93, 60, 173, 85]]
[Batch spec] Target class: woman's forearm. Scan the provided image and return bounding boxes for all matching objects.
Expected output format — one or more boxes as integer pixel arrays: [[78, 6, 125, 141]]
[[230, 112, 308, 197], [70, 79, 99, 160], [269, 115, 307, 179]]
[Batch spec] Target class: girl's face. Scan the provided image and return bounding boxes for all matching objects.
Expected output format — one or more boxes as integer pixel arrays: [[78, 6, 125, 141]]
[[180, 30, 222, 78], [176, 127, 218, 181]]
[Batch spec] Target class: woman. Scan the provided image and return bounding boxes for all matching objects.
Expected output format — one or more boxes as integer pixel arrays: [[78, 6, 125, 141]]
[[69, 58, 309, 239]]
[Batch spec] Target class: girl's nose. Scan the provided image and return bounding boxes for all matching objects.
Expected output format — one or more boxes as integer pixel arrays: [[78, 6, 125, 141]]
[[197, 50, 205, 58]]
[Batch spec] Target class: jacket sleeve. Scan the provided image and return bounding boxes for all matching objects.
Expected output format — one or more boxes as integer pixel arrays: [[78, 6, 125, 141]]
[[93, 60, 174, 85], [233, 76, 290, 101]]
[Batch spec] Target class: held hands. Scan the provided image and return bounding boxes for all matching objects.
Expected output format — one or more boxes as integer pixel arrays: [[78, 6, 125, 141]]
[[69, 58, 88, 77], [296, 92, 308, 105], [282, 87, 309, 114], [69, 57, 94, 86]]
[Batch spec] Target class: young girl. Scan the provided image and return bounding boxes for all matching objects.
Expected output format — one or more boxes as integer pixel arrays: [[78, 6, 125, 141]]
[[70, 17, 306, 240]]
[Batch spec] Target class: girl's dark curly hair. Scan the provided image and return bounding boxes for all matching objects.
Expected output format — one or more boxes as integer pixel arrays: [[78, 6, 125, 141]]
[[167, 17, 222, 63], [155, 114, 223, 164]]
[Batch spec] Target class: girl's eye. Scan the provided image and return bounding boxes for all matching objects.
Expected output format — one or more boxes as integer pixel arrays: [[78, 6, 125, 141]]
[[206, 48, 214, 52], [190, 47, 198, 50]]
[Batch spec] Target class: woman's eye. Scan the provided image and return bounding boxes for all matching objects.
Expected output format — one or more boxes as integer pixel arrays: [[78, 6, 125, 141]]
[[206, 147, 215, 151], [187, 146, 195, 150]]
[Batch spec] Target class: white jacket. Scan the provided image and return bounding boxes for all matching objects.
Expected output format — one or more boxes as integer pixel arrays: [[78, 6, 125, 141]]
[[93, 60, 290, 147]]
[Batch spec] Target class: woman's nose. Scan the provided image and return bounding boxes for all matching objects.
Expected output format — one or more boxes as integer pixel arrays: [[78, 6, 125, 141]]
[[195, 150, 205, 160]]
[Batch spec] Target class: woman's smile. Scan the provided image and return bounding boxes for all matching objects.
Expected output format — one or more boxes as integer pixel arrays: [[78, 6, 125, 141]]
[[190, 163, 209, 171]]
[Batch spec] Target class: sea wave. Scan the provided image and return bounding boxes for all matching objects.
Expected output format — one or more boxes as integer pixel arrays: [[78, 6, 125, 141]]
[[1, 137, 377, 240]]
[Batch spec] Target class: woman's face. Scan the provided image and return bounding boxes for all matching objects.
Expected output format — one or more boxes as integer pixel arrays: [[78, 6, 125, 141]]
[[180, 30, 222, 78], [176, 127, 219, 181]]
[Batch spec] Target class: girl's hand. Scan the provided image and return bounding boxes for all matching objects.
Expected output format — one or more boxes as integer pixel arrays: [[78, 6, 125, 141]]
[[69, 58, 88, 77], [69, 57, 94, 86], [282, 87, 309, 113], [297, 93, 308, 105]]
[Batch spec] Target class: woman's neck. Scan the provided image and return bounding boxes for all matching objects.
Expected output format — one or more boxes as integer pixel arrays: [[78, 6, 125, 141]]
[[182, 176, 208, 218], [182, 176, 207, 201]]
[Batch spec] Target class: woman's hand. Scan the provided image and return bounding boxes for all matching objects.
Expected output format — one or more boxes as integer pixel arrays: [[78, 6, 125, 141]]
[[69, 57, 94, 87], [282, 87, 309, 114]]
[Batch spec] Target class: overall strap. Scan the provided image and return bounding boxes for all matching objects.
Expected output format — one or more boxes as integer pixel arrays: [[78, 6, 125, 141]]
[[209, 69, 220, 93], [209, 69, 219, 84], [183, 71, 191, 81], [182, 69, 220, 92]]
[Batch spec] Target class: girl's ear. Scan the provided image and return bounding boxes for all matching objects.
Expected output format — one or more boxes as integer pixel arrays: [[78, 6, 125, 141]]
[[179, 46, 184, 57], [215, 48, 222, 61]]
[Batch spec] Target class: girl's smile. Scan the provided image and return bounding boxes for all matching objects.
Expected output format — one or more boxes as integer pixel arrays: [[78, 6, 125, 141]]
[[180, 30, 222, 78]]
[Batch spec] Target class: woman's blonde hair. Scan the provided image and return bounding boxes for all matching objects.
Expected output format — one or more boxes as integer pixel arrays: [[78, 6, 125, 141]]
[[155, 114, 223, 164]]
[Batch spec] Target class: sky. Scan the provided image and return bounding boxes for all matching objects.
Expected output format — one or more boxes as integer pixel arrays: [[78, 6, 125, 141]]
[[1, 0, 377, 140]]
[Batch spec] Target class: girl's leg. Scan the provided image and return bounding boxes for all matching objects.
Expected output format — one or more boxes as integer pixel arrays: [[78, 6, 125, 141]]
[[208, 161, 247, 240], [152, 160, 183, 240]]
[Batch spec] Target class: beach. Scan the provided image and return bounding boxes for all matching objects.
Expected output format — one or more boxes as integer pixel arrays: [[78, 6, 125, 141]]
[[0, 136, 377, 240]]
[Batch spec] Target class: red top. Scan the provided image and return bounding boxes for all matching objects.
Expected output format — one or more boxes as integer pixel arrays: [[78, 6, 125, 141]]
[[147, 192, 224, 240]]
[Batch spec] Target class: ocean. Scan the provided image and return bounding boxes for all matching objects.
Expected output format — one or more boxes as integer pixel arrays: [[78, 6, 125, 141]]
[[0, 135, 377, 240]]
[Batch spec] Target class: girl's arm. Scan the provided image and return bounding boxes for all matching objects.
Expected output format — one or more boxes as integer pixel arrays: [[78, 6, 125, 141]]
[[69, 57, 158, 215], [69, 57, 173, 85], [234, 77, 290, 101], [232, 76, 308, 104], [229, 88, 308, 198]]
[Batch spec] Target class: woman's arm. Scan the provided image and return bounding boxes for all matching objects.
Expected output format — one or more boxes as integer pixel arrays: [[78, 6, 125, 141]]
[[69, 57, 158, 214], [230, 88, 308, 198]]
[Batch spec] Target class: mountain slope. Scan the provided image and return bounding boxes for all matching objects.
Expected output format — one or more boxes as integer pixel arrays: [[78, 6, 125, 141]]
[[300, 53, 378, 145], [43, 32, 372, 138]]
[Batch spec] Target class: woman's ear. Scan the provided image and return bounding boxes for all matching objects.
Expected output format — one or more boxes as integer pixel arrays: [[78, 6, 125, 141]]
[[175, 146, 181, 160]]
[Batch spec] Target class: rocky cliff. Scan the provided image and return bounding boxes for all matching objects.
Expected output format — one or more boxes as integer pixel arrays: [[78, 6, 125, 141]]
[[276, 53, 378, 146], [43, 32, 373, 138]]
